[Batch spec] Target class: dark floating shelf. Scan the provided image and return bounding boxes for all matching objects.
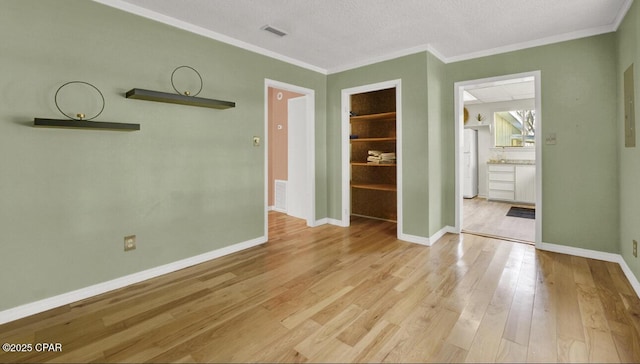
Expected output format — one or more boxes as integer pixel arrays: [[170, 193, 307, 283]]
[[34, 118, 140, 131], [125, 88, 235, 109]]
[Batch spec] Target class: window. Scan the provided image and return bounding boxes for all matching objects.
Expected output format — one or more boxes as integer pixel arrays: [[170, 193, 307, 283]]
[[494, 110, 535, 147]]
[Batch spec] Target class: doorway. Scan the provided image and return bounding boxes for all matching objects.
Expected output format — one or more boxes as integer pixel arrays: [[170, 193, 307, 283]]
[[454, 72, 542, 247], [264, 79, 316, 237], [340, 79, 404, 239]]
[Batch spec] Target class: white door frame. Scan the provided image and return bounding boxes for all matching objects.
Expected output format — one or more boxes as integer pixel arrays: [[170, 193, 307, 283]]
[[454, 71, 542, 248], [340, 79, 403, 238], [264, 79, 316, 235]]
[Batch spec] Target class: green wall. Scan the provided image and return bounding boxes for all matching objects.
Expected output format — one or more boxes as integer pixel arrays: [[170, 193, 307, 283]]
[[326, 33, 621, 250], [1, 0, 635, 314], [426, 52, 451, 234], [444, 34, 620, 253], [616, 1, 640, 280], [0, 0, 326, 311]]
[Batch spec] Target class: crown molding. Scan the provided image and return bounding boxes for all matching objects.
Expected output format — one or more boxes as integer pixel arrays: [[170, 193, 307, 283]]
[[444, 24, 617, 64], [94, 0, 633, 73], [614, 0, 634, 30], [327, 44, 442, 74], [92, 0, 328, 75]]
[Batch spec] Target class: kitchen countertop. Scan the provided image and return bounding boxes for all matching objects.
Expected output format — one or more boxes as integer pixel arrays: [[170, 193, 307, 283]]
[[487, 159, 535, 165]]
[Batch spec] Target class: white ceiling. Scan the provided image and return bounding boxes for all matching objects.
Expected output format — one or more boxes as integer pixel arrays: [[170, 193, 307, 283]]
[[100, 0, 632, 74], [464, 77, 535, 105]]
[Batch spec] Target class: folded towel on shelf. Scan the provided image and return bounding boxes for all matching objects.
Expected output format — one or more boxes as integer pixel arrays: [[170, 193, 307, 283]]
[[367, 155, 396, 164]]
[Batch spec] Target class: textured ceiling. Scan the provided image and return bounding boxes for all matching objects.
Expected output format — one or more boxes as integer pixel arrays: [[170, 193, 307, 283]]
[[104, 0, 631, 73]]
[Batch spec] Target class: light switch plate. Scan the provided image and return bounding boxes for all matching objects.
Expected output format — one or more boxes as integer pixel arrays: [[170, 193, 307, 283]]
[[545, 133, 556, 145]]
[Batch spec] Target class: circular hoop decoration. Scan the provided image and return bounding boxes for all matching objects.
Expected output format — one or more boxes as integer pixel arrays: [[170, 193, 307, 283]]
[[171, 65, 203, 97], [54, 81, 105, 121]]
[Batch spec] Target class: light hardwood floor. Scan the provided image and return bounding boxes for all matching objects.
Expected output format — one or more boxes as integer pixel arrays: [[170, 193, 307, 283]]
[[463, 197, 535, 243], [1, 212, 639, 363]]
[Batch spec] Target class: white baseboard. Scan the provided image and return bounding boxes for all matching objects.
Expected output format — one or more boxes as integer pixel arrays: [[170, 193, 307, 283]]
[[430, 226, 456, 245], [327, 218, 348, 227], [539, 242, 620, 262], [618, 258, 640, 300], [0, 236, 267, 325], [398, 233, 431, 246], [312, 218, 329, 227], [539, 242, 640, 299], [399, 226, 455, 246]]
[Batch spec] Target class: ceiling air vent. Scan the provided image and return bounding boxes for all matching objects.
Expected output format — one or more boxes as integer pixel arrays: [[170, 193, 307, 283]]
[[261, 25, 287, 37]]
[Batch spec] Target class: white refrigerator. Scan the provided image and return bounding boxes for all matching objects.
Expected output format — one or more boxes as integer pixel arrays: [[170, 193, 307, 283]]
[[463, 129, 478, 198]]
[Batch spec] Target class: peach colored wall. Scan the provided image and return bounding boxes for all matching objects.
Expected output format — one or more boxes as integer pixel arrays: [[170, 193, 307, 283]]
[[268, 87, 303, 207]]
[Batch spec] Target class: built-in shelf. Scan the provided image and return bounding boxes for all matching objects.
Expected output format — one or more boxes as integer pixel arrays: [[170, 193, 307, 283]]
[[351, 183, 397, 192], [34, 118, 140, 131], [351, 162, 396, 167], [125, 88, 235, 109], [350, 111, 396, 122], [350, 137, 396, 143]]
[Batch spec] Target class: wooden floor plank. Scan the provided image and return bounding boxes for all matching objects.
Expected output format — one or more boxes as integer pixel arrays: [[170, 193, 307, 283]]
[[527, 250, 558, 363], [0, 212, 638, 363], [502, 246, 536, 346], [555, 253, 588, 362], [464, 243, 526, 362]]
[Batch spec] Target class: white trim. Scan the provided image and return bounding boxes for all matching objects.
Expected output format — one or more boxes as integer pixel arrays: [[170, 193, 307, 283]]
[[93, 0, 326, 74], [454, 71, 542, 248], [539, 242, 640, 299], [445, 26, 615, 64], [398, 233, 431, 246], [534, 73, 543, 249], [264, 79, 316, 234], [430, 226, 456, 245], [312, 218, 329, 227], [398, 226, 455, 247], [619, 258, 640, 300], [539, 242, 621, 263], [0, 236, 267, 325], [614, 0, 635, 30], [340, 80, 403, 239], [328, 218, 348, 227], [328, 45, 441, 74]]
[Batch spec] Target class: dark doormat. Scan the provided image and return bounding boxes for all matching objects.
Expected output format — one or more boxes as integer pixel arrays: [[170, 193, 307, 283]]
[[506, 206, 535, 219]]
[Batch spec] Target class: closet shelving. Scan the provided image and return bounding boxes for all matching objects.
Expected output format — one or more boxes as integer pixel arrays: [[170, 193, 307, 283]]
[[349, 88, 397, 221]]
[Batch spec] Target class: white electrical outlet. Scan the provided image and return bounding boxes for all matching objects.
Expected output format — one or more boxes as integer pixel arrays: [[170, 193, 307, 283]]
[[124, 235, 136, 251]]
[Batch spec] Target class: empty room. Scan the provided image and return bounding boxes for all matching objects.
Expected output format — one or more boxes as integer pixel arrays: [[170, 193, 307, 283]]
[[1, 0, 640, 362]]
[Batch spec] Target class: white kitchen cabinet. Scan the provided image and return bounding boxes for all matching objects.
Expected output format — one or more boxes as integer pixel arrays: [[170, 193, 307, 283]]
[[487, 163, 536, 204], [515, 165, 536, 204], [487, 164, 515, 201]]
